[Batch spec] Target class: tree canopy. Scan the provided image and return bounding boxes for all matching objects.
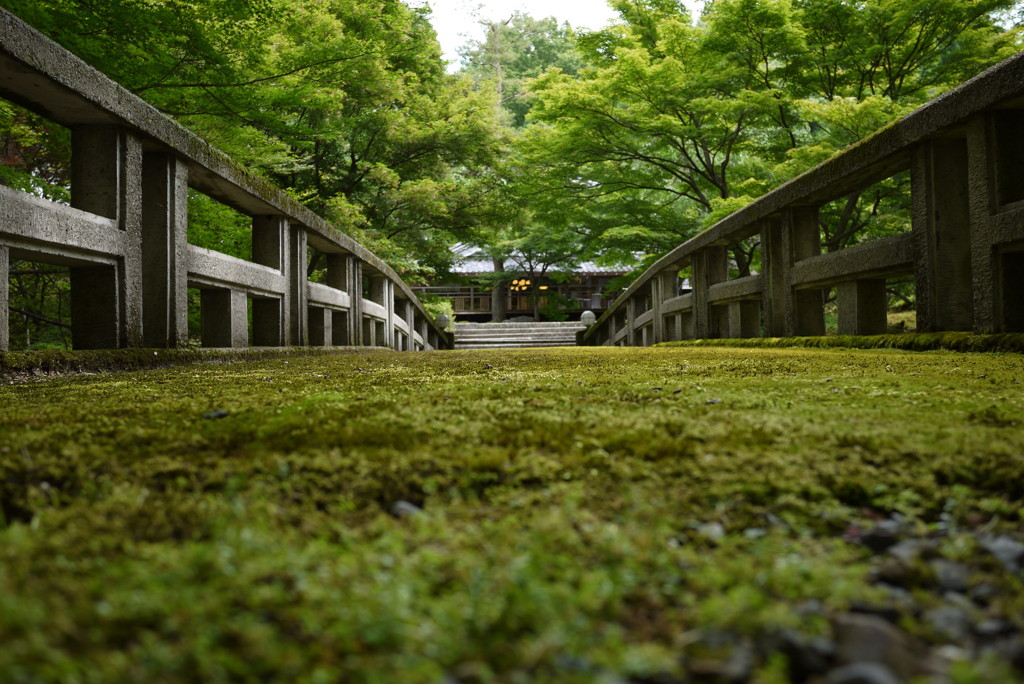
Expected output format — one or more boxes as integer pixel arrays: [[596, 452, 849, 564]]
[[0, 0, 1022, 339]]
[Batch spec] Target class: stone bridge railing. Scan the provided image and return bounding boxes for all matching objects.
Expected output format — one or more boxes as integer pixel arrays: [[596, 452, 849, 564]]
[[0, 9, 451, 353], [580, 50, 1024, 347]]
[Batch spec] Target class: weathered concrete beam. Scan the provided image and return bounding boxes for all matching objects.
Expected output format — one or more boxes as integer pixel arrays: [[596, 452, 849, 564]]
[[662, 293, 693, 315], [187, 245, 286, 296], [708, 274, 764, 304], [306, 282, 350, 310], [0, 186, 123, 262], [790, 234, 914, 289]]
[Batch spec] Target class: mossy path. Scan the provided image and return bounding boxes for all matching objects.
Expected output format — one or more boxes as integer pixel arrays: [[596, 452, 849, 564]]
[[1, 347, 1022, 682]]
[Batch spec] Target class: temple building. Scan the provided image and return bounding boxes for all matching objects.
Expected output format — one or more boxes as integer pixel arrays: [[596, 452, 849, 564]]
[[412, 245, 628, 322]]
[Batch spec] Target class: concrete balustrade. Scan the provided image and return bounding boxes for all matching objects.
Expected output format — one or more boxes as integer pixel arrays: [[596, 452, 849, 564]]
[[580, 50, 1024, 347], [0, 8, 451, 352]]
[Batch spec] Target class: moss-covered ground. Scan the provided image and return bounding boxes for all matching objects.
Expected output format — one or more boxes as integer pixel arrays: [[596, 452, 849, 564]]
[[1, 346, 1022, 682]]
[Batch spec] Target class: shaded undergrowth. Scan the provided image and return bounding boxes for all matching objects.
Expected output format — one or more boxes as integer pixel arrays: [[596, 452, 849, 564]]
[[0, 347, 1022, 682]]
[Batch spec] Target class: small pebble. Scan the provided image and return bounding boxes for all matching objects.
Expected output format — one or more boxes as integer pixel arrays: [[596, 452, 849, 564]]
[[390, 500, 422, 519], [827, 662, 901, 684], [203, 409, 229, 420]]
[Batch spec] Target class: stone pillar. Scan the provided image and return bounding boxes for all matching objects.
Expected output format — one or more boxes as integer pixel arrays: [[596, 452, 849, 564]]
[[324, 253, 352, 345], [349, 259, 364, 345], [693, 246, 727, 339], [970, 113, 1024, 332], [141, 152, 189, 347], [253, 216, 287, 270], [681, 312, 694, 340], [71, 126, 144, 348], [251, 215, 288, 346], [785, 207, 825, 336], [625, 297, 637, 346], [728, 300, 761, 338], [201, 288, 247, 347], [325, 253, 347, 291], [911, 138, 973, 332], [366, 275, 393, 348], [837, 280, 887, 335], [0, 245, 8, 352], [399, 298, 414, 351], [761, 218, 786, 337], [417, 314, 429, 351], [288, 225, 307, 345], [652, 271, 677, 344]]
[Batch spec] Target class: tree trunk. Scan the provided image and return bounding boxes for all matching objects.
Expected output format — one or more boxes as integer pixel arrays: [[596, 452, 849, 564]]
[[491, 257, 507, 322]]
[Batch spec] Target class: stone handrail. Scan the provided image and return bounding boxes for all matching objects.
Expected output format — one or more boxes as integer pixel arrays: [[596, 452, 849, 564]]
[[0, 8, 452, 352], [580, 49, 1024, 347]]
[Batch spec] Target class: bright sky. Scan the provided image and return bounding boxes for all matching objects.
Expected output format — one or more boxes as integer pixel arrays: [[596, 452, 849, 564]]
[[410, 0, 704, 71]]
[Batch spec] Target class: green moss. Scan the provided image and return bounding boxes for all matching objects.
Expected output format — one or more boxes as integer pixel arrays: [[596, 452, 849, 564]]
[[657, 332, 1024, 354], [0, 346, 1022, 681]]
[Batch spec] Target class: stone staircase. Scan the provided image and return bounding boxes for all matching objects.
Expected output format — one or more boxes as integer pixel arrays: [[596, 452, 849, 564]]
[[453, 321, 585, 349]]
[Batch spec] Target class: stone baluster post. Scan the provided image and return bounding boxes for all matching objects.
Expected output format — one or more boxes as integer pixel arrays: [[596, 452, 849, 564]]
[[70, 126, 143, 348], [141, 152, 189, 348], [326, 253, 350, 345], [288, 225, 308, 345], [0, 245, 8, 352], [965, 113, 1024, 332], [693, 246, 727, 339], [762, 208, 824, 337], [911, 137, 973, 332]]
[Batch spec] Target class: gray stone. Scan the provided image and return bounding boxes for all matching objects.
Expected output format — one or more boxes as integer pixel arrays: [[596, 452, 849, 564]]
[[826, 662, 902, 684], [974, 618, 1017, 638], [924, 605, 973, 642], [390, 500, 422, 519], [832, 613, 927, 681], [697, 522, 726, 542], [887, 538, 936, 564], [777, 629, 835, 680], [931, 559, 970, 593], [862, 519, 904, 553], [970, 582, 999, 605], [979, 535, 1024, 573], [580, 310, 597, 326]]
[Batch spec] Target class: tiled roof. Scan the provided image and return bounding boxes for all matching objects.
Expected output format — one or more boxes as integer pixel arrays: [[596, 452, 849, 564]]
[[452, 259, 627, 276]]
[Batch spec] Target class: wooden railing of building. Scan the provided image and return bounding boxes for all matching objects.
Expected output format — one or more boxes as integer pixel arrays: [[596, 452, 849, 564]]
[[580, 49, 1024, 347], [0, 8, 451, 353]]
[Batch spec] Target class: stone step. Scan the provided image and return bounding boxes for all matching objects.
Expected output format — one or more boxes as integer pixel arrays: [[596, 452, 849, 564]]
[[454, 341, 578, 349], [453, 321, 584, 349], [454, 332, 581, 340]]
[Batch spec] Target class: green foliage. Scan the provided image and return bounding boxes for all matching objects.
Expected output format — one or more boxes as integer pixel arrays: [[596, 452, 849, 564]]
[[459, 12, 583, 127], [1, 346, 1023, 679], [415, 292, 455, 328], [0, 0, 508, 278], [522, 0, 1021, 265], [0, 100, 70, 202], [187, 190, 253, 259]]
